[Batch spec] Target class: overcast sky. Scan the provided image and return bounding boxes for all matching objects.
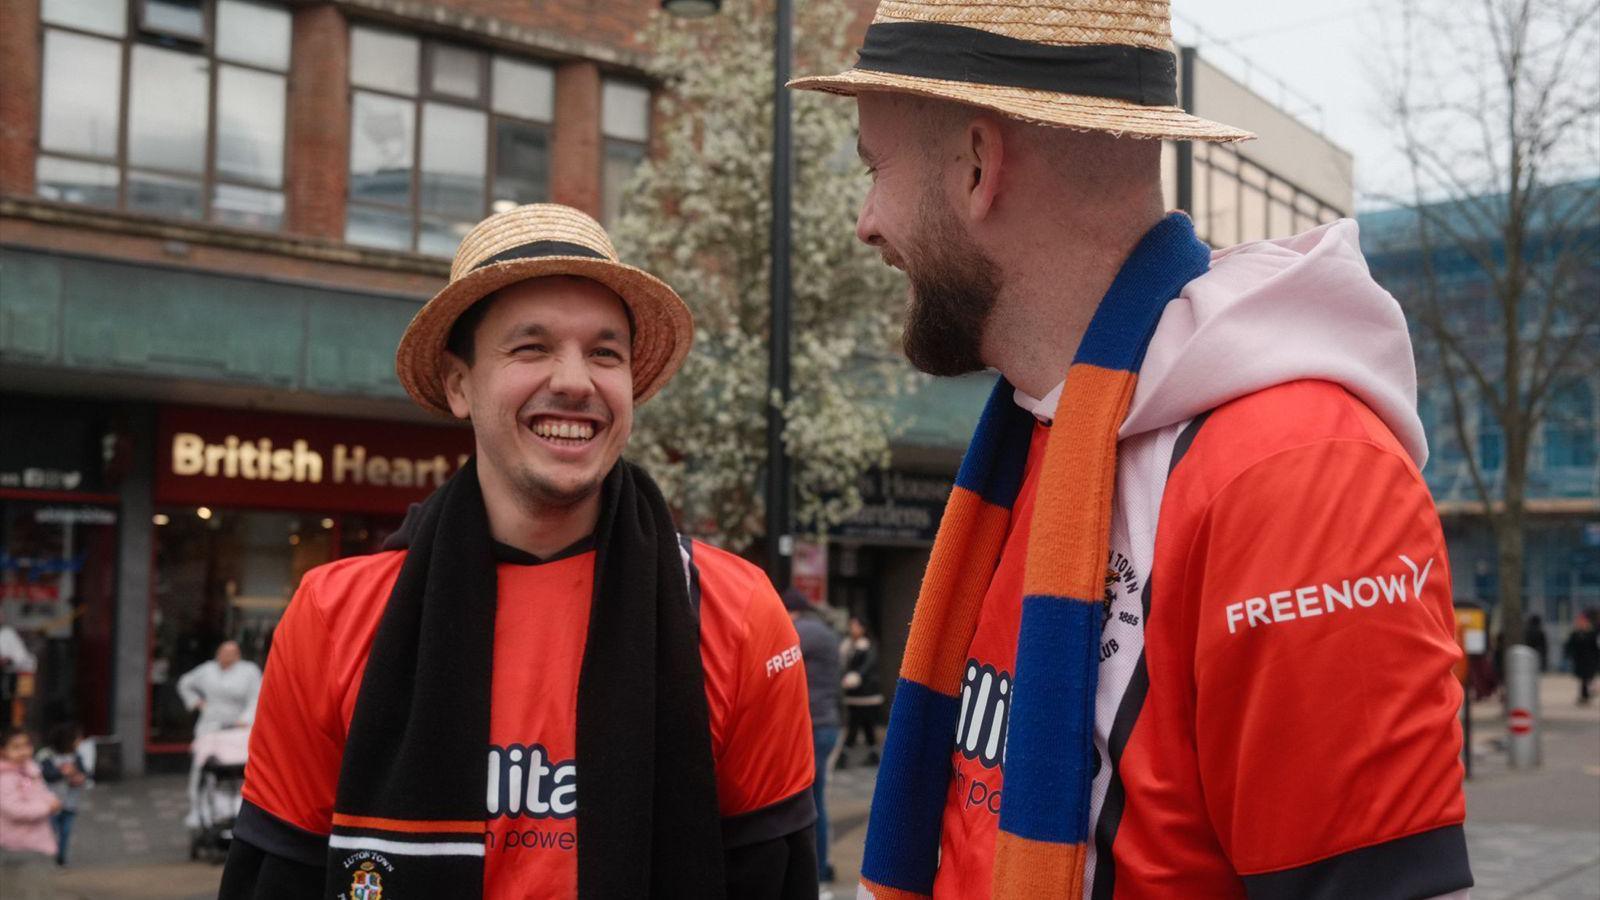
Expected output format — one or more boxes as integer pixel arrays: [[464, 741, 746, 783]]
[[1172, 1, 1407, 208]]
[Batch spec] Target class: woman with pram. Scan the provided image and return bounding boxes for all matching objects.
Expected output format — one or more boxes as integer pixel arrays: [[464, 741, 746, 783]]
[[177, 641, 259, 830]]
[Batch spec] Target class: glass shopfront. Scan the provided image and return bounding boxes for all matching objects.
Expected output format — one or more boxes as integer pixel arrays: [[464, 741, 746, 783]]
[[0, 396, 124, 736], [146, 405, 469, 749]]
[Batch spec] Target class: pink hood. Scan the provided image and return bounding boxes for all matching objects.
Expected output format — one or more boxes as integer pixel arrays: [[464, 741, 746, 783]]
[[1121, 219, 1428, 467], [0, 758, 59, 856]]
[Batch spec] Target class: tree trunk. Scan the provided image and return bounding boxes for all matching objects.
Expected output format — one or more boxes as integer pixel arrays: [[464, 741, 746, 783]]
[[1496, 467, 1527, 649]]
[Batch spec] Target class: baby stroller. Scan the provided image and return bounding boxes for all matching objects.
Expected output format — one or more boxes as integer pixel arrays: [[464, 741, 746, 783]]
[[189, 726, 249, 862]]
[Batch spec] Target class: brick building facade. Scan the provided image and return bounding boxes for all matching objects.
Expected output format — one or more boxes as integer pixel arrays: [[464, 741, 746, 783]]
[[0, 0, 708, 774]]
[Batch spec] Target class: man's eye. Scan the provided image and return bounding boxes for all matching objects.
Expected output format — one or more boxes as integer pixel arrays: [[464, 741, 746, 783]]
[[593, 347, 624, 360], [513, 343, 547, 354]]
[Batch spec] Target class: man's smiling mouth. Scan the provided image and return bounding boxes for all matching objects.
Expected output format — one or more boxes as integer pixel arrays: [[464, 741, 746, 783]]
[[529, 416, 597, 444]]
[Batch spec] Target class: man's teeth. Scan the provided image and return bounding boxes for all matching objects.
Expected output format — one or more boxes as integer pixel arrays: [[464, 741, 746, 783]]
[[532, 419, 595, 441]]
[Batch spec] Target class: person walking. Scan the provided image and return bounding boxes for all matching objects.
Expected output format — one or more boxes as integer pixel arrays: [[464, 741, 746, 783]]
[[222, 205, 818, 899], [1565, 610, 1599, 704], [177, 640, 260, 828], [1525, 615, 1550, 671], [785, 589, 843, 889], [839, 617, 883, 768], [0, 726, 59, 899], [36, 721, 90, 865], [792, 1, 1472, 895]]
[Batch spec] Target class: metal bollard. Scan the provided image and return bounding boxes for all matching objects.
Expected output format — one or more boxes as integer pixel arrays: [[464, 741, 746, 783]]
[[1504, 644, 1542, 769]]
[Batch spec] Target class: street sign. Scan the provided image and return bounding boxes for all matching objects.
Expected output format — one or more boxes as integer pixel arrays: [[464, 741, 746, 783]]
[[1508, 708, 1534, 735]]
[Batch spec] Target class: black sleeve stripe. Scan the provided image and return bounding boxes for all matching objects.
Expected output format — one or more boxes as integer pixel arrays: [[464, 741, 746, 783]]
[[232, 799, 329, 868], [721, 786, 817, 850], [1091, 412, 1212, 900], [1241, 824, 1472, 900]]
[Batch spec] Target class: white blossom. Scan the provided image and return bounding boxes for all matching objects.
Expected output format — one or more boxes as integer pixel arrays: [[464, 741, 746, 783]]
[[615, 0, 920, 551]]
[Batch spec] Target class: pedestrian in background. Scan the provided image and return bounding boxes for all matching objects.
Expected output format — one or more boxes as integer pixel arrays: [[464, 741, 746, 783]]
[[840, 617, 883, 768], [1525, 614, 1549, 671], [785, 589, 843, 891], [0, 725, 59, 899], [177, 640, 259, 829], [36, 721, 90, 865], [1565, 610, 1599, 704]]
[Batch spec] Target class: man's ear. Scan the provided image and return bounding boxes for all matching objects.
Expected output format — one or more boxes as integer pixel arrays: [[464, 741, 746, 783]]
[[964, 115, 1006, 221], [441, 354, 473, 421]]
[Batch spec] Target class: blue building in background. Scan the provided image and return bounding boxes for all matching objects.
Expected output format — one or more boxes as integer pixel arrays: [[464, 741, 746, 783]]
[[1359, 181, 1600, 653]]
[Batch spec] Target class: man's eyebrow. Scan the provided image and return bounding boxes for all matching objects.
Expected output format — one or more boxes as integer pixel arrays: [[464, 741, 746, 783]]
[[596, 327, 626, 343], [856, 137, 876, 165], [502, 322, 549, 341]]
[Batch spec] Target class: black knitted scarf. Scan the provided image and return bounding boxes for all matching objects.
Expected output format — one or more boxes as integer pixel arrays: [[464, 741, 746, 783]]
[[325, 458, 725, 899]]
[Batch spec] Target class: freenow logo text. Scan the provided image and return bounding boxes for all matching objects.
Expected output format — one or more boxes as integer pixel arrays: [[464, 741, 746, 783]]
[[1224, 554, 1436, 635]]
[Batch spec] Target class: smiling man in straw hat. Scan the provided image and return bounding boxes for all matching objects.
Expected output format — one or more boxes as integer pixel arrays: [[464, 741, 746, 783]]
[[792, 2, 1473, 898], [221, 204, 820, 900]]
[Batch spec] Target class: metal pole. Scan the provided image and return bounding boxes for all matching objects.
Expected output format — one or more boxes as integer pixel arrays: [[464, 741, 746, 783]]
[[765, 0, 794, 589], [1174, 46, 1196, 216], [1505, 644, 1541, 769]]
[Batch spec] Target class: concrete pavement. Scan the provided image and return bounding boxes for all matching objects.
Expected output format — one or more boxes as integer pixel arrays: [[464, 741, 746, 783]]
[[21, 675, 1599, 899]]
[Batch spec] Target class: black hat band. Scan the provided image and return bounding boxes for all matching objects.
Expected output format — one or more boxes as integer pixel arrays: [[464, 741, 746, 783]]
[[472, 240, 608, 271], [854, 21, 1178, 107]]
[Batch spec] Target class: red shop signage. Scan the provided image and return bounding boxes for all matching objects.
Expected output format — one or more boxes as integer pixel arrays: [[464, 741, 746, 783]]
[[155, 406, 474, 515]]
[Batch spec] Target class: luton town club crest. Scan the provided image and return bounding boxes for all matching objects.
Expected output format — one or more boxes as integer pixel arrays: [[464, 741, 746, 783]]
[[351, 862, 383, 900]]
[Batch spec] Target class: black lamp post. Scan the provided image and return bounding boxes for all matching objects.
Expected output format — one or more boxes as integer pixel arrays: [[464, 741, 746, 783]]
[[664, 0, 794, 589]]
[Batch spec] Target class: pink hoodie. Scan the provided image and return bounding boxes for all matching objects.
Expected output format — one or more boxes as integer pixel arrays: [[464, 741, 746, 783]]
[[0, 758, 59, 856]]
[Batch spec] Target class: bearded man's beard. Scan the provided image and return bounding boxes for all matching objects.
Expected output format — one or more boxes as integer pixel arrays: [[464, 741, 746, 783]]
[[899, 191, 1002, 377]]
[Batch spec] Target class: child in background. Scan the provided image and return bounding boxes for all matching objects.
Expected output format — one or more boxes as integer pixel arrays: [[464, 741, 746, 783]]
[[0, 725, 60, 899], [37, 721, 91, 865]]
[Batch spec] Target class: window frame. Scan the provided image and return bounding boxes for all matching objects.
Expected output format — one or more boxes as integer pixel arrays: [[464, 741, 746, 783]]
[[599, 77, 652, 227], [345, 25, 556, 255], [35, 0, 291, 228]]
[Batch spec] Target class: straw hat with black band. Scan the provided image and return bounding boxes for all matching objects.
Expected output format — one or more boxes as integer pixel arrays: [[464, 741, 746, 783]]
[[789, 0, 1253, 142], [396, 203, 694, 416]]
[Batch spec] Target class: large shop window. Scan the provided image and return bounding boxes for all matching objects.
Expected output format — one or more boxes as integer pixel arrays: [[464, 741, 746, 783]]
[[149, 508, 321, 747], [0, 501, 118, 738], [600, 79, 650, 226], [36, 0, 291, 230], [346, 25, 555, 255]]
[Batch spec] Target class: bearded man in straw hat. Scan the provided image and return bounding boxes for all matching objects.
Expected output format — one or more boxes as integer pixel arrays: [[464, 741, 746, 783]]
[[220, 204, 820, 900], [792, 2, 1473, 898]]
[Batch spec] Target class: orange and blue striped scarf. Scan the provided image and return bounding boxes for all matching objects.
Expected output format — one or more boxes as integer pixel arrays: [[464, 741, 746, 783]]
[[860, 213, 1211, 899]]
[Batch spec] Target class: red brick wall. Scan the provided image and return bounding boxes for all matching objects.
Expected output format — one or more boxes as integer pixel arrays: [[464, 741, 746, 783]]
[[0, 0, 40, 197], [551, 61, 602, 218], [285, 5, 351, 240], [439, 0, 656, 54]]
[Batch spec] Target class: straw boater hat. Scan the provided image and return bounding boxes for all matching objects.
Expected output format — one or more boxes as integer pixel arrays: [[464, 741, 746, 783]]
[[396, 203, 694, 416], [789, 0, 1253, 142]]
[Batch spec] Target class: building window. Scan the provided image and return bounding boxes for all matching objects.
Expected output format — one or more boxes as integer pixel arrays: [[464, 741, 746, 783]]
[[35, 0, 291, 230], [1477, 395, 1504, 471], [1544, 380, 1597, 469], [345, 25, 554, 256], [600, 79, 650, 227]]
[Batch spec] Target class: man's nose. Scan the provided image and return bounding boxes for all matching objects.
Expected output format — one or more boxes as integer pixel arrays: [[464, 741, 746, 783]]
[[547, 350, 595, 398], [856, 188, 884, 248]]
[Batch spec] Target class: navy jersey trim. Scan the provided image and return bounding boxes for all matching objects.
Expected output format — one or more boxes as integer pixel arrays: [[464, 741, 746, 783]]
[[1241, 824, 1472, 900], [233, 799, 329, 868], [720, 785, 818, 850]]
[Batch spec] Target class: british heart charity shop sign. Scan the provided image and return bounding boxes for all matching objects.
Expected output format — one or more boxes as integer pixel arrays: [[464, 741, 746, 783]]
[[156, 406, 474, 514]]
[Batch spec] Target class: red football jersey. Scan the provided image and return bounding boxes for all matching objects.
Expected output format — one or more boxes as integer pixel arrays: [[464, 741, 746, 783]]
[[932, 381, 1468, 898], [243, 540, 813, 899]]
